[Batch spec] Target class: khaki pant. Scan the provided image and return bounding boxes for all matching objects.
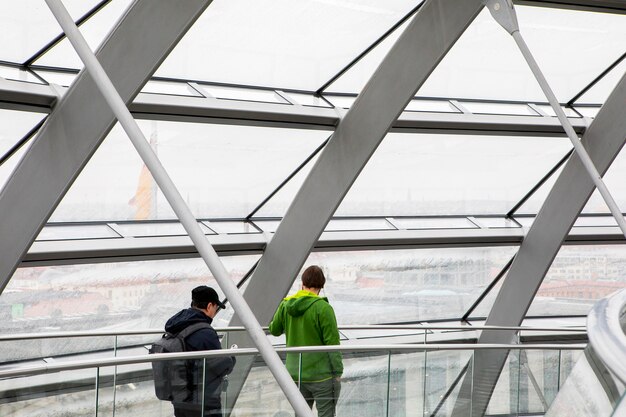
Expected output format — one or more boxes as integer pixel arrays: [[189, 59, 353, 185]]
[[299, 378, 341, 417]]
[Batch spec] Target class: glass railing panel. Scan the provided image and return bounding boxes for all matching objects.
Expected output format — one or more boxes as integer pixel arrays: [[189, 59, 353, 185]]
[[389, 351, 426, 417], [98, 363, 174, 417], [1, 335, 119, 364], [485, 349, 521, 416], [423, 350, 474, 417], [230, 353, 291, 417], [0, 369, 98, 417], [544, 348, 623, 417]]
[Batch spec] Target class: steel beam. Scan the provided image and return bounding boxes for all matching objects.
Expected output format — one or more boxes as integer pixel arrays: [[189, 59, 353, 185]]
[[0, 80, 591, 135], [452, 73, 626, 417], [0, 0, 210, 294], [224, 0, 486, 411]]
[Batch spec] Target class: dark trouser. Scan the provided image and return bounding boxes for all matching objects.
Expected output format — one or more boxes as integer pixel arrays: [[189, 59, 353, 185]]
[[172, 402, 222, 417], [299, 378, 341, 417]]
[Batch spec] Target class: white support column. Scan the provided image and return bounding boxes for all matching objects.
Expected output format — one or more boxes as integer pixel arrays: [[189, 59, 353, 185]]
[[0, 0, 209, 294], [44, 1, 313, 416], [452, 72, 626, 417]]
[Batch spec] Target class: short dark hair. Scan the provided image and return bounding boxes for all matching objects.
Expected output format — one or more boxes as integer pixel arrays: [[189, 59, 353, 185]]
[[302, 265, 325, 289]]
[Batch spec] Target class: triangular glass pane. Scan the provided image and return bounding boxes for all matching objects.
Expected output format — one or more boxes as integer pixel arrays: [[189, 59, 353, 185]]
[[155, 0, 422, 91], [335, 132, 571, 217], [331, 6, 626, 102], [278, 246, 518, 324], [0, 0, 100, 64], [34, 0, 134, 69], [514, 153, 570, 215], [252, 146, 324, 218], [466, 269, 507, 320], [583, 141, 626, 214], [2, 254, 259, 361], [576, 58, 626, 105], [50, 120, 328, 222], [0, 109, 45, 157], [527, 244, 626, 318]]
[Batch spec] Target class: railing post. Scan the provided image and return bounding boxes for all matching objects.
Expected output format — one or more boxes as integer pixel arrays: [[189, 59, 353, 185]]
[[385, 351, 392, 417]]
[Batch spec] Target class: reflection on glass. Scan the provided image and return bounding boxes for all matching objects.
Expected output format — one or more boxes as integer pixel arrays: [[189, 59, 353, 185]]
[[292, 247, 517, 324], [50, 120, 327, 221], [528, 245, 626, 317], [36, 224, 120, 241], [1, 255, 259, 361]]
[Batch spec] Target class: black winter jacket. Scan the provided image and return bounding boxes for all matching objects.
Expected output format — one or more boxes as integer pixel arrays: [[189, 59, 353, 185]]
[[165, 308, 235, 407]]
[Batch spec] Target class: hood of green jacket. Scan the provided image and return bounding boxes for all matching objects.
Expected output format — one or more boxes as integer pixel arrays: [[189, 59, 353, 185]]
[[284, 290, 328, 317]]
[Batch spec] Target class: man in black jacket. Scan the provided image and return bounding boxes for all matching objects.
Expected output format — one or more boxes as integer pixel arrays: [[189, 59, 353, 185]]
[[165, 286, 235, 417]]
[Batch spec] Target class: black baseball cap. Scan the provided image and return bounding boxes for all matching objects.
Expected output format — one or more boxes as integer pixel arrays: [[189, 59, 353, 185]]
[[192, 285, 225, 309]]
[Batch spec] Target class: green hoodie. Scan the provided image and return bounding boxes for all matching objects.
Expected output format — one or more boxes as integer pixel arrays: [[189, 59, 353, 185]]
[[269, 290, 343, 382]]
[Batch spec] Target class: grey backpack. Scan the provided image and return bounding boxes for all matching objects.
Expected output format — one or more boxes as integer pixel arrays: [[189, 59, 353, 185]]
[[149, 323, 212, 402]]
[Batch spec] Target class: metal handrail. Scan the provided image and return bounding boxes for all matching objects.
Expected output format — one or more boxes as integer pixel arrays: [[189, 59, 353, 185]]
[[0, 324, 586, 342], [587, 289, 626, 385], [0, 343, 586, 379]]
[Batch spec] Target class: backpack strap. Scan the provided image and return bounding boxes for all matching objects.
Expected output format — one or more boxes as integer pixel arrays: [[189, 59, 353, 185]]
[[175, 322, 213, 350]]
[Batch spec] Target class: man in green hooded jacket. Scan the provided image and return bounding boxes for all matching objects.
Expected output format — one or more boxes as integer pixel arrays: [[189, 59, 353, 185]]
[[269, 265, 343, 417]]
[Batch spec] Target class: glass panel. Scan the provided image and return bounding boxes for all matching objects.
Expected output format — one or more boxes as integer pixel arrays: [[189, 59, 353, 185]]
[[335, 132, 572, 216], [252, 219, 281, 233], [287, 247, 518, 324], [140, 80, 202, 97], [33, 69, 77, 87], [34, 0, 134, 69], [514, 216, 535, 227], [50, 120, 327, 222], [0, 109, 45, 158], [460, 101, 538, 116], [516, 162, 565, 215], [203, 221, 260, 234], [584, 143, 626, 214], [528, 244, 626, 317], [283, 92, 332, 107], [0, 65, 43, 84], [393, 217, 477, 230], [471, 217, 521, 229], [535, 104, 581, 118], [0, 0, 100, 63], [323, 95, 356, 109], [325, 218, 394, 232], [486, 350, 522, 415], [331, 6, 626, 102], [574, 216, 619, 228], [1, 255, 259, 361], [36, 224, 120, 241], [574, 106, 601, 118], [0, 368, 98, 416], [197, 84, 288, 104], [112, 221, 214, 237], [155, 0, 423, 91], [405, 99, 460, 113], [577, 58, 626, 105]]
